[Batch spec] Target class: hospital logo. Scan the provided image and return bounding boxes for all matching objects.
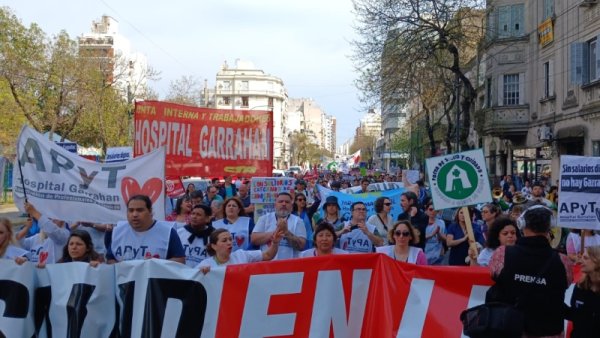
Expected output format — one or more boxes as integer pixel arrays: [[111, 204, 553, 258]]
[[436, 161, 478, 200]]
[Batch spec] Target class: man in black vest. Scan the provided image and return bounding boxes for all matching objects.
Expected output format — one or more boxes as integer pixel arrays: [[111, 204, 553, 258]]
[[397, 191, 428, 249], [487, 206, 573, 337]]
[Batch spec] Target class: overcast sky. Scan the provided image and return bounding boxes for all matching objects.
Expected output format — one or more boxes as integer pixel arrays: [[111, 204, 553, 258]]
[[4, 0, 367, 148]]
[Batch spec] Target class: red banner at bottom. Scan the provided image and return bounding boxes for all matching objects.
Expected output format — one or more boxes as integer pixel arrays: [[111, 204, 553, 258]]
[[215, 254, 494, 337]]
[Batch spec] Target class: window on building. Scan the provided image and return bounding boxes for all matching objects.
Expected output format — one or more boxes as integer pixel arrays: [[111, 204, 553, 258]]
[[544, 0, 554, 20], [503, 74, 520, 105], [268, 97, 274, 108], [543, 60, 554, 98], [570, 37, 600, 85], [593, 141, 600, 156], [591, 39, 598, 82], [486, 77, 492, 107], [492, 4, 525, 39], [223, 96, 230, 105], [241, 81, 249, 90], [223, 81, 231, 90], [241, 96, 249, 107]]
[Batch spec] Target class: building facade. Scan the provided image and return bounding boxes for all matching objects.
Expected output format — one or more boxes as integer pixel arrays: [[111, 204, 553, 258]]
[[214, 60, 288, 168], [479, 0, 600, 184], [78, 15, 148, 101]]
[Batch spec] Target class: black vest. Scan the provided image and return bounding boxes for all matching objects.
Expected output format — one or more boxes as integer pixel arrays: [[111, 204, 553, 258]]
[[486, 236, 568, 336]]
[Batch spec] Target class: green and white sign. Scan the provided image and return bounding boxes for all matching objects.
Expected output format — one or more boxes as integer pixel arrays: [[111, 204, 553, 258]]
[[426, 149, 492, 210]]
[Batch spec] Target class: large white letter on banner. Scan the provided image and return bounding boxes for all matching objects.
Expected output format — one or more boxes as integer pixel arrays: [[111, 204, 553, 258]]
[[239, 272, 304, 337], [309, 269, 371, 338]]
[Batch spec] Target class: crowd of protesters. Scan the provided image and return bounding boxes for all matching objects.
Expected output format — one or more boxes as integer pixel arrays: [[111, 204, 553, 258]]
[[1, 170, 599, 337]]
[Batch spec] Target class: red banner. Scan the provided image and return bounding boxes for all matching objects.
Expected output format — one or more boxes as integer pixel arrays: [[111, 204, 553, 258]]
[[2, 255, 578, 337], [216, 254, 494, 337], [134, 101, 273, 177], [165, 175, 185, 198]]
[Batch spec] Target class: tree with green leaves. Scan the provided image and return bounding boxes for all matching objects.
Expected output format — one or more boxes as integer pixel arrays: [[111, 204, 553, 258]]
[[288, 131, 322, 167], [0, 7, 158, 155]]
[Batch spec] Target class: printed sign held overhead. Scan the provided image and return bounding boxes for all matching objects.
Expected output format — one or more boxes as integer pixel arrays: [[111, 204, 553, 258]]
[[426, 149, 492, 210], [558, 155, 600, 230]]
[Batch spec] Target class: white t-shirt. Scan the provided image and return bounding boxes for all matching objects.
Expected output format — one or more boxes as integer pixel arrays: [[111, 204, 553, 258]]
[[367, 213, 392, 245], [376, 245, 423, 264], [566, 232, 600, 255], [477, 247, 495, 266], [339, 220, 379, 253], [196, 250, 262, 268], [212, 217, 252, 251], [19, 216, 69, 264], [299, 248, 348, 258], [253, 213, 306, 259], [110, 220, 172, 261]]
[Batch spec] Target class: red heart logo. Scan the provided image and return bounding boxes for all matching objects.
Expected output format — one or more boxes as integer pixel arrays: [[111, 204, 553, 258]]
[[153, 254, 160, 259], [235, 235, 245, 248], [144, 251, 152, 259], [39, 251, 49, 264], [121, 177, 163, 204]]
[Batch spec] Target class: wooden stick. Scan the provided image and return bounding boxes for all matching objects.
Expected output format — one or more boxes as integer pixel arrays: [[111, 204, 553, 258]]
[[461, 206, 479, 256]]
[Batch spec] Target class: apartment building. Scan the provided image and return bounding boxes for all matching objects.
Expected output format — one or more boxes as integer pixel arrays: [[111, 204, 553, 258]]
[[214, 60, 288, 168], [479, 0, 600, 183]]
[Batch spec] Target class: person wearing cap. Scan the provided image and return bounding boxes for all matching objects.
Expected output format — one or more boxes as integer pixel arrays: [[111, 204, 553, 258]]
[[313, 196, 345, 231], [486, 206, 573, 337]]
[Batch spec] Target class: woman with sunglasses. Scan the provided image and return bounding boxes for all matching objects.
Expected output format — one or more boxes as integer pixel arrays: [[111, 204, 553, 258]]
[[424, 201, 446, 265], [376, 220, 427, 265], [368, 197, 394, 245], [292, 192, 320, 250]]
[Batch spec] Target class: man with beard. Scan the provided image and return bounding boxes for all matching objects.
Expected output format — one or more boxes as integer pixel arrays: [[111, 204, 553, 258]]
[[397, 191, 428, 249], [176, 204, 215, 267], [251, 192, 306, 259], [523, 181, 554, 209]]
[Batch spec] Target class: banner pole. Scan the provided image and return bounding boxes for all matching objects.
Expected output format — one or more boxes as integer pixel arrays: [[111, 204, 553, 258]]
[[462, 206, 478, 259], [16, 154, 28, 203]]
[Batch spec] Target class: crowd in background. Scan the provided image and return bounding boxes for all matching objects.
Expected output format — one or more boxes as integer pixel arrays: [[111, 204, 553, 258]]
[[1, 169, 599, 337]]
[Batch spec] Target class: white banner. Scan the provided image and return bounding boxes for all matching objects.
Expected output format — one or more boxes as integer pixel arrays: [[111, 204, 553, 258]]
[[558, 155, 600, 230], [12, 126, 165, 223]]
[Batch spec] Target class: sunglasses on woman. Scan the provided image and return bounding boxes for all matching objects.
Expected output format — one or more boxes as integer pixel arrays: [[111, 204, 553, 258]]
[[394, 230, 411, 237]]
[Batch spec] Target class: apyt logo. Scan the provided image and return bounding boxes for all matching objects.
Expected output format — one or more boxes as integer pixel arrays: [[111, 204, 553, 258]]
[[436, 161, 478, 200]]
